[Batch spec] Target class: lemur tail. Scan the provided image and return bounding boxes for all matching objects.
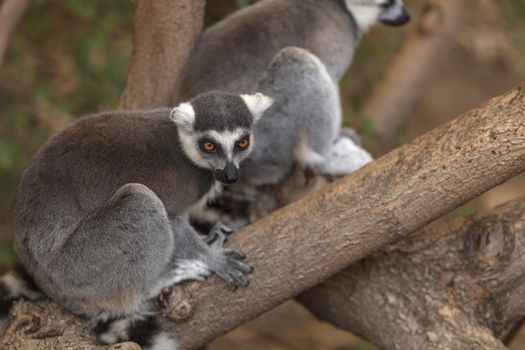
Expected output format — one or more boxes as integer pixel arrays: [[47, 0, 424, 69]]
[[95, 305, 179, 350], [0, 265, 44, 331]]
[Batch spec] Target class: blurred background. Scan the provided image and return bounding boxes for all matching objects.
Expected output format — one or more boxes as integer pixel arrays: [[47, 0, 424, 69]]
[[1, 0, 525, 349]]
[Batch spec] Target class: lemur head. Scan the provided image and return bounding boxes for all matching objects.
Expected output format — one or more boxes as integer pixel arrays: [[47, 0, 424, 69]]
[[343, 0, 410, 33], [171, 92, 274, 184]]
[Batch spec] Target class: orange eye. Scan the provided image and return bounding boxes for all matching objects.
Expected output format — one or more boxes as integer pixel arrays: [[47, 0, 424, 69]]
[[238, 138, 249, 149], [202, 142, 216, 152]]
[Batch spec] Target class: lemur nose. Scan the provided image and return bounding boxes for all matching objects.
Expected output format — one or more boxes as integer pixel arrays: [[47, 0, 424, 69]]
[[215, 162, 239, 184], [224, 162, 239, 183]]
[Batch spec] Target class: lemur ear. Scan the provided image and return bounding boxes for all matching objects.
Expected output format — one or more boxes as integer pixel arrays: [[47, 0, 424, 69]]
[[170, 102, 195, 132], [240, 93, 275, 121]]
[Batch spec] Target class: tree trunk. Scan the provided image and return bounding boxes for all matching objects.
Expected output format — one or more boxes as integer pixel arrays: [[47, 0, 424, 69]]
[[363, 0, 469, 151], [300, 195, 525, 350], [119, 0, 205, 109]]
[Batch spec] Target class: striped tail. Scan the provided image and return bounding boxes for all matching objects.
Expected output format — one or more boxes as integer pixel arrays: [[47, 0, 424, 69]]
[[95, 304, 179, 350], [0, 265, 44, 331]]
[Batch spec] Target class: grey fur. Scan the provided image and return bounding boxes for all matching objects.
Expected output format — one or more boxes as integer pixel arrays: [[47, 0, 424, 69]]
[[177, 0, 409, 101], [14, 94, 263, 346], [239, 47, 372, 186]]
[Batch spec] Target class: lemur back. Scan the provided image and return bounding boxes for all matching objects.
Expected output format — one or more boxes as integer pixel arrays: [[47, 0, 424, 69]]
[[177, 0, 357, 101]]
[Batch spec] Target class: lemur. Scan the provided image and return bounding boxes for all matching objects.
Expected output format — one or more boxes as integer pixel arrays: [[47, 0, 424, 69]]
[[178, 0, 410, 100], [177, 0, 409, 186], [0, 92, 273, 349]]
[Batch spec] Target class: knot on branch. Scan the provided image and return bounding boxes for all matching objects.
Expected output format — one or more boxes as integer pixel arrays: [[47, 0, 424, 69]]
[[156, 283, 198, 322], [463, 216, 515, 272]]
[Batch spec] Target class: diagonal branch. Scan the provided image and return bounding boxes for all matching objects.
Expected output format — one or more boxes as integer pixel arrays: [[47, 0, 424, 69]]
[[159, 83, 525, 349]]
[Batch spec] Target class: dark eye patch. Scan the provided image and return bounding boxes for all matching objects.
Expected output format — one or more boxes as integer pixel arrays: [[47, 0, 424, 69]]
[[235, 134, 250, 151], [198, 137, 223, 154]]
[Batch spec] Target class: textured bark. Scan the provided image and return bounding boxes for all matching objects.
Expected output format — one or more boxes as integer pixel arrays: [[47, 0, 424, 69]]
[[0, 0, 31, 67], [2, 85, 524, 349], [363, 0, 469, 151], [119, 0, 205, 109], [159, 84, 525, 349], [300, 196, 525, 350]]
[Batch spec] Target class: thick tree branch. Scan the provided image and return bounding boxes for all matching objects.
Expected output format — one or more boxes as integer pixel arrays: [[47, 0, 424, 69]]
[[0, 0, 31, 67], [159, 84, 525, 349], [363, 0, 469, 151], [300, 195, 525, 350], [119, 0, 205, 109]]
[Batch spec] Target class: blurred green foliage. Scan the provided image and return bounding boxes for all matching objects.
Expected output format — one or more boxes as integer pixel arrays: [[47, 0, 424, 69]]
[[500, 0, 525, 73], [0, 0, 133, 266]]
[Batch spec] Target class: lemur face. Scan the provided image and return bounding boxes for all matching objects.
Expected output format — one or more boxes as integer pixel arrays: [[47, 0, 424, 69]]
[[171, 92, 274, 184], [343, 0, 410, 31]]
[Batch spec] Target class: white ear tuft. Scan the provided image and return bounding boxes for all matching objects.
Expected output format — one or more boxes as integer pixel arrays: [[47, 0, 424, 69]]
[[241, 93, 275, 121], [170, 102, 195, 131]]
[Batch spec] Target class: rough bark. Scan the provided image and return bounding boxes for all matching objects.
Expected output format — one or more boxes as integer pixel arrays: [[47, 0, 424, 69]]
[[363, 0, 469, 151], [118, 0, 205, 109], [0, 0, 31, 67], [300, 196, 525, 350], [159, 84, 525, 349], [1, 85, 524, 350]]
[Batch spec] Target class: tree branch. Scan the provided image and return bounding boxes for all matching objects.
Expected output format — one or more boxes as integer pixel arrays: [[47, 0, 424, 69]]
[[119, 0, 205, 109], [0, 0, 31, 67], [299, 195, 525, 350], [159, 83, 525, 349], [363, 0, 470, 151]]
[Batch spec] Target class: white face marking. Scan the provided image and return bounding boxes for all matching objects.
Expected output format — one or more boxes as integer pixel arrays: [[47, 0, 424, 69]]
[[344, 1, 382, 32], [240, 93, 275, 120], [344, 0, 406, 33], [208, 128, 247, 161], [177, 128, 209, 168]]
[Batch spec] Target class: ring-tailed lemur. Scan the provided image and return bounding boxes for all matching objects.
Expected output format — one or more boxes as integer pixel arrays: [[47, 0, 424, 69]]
[[177, 0, 409, 186], [1, 91, 273, 349], [178, 0, 410, 100]]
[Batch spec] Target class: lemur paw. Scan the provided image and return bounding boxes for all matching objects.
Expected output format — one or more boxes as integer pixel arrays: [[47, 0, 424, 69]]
[[204, 222, 234, 248], [211, 248, 253, 290]]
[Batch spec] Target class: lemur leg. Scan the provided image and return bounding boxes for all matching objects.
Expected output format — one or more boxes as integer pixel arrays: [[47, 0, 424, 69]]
[[316, 135, 373, 176], [163, 216, 253, 290], [256, 47, 372, 177], [54, 183, 177, 349]]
